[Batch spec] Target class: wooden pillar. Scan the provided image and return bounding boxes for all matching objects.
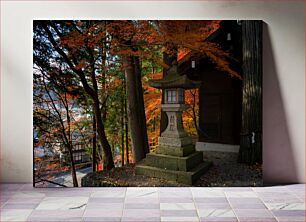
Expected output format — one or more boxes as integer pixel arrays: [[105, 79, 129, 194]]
[[238, 20, 263, 164]]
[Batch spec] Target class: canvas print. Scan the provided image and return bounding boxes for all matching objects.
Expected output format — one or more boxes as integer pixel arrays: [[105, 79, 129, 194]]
[[33, 20, 262, 187]]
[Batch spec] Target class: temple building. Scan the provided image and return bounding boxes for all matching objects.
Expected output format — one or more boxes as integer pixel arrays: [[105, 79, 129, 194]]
[[179, 20, 243, 149]]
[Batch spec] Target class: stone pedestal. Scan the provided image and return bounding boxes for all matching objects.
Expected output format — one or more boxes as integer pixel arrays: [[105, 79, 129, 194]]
[[136, 103, 211, 185]]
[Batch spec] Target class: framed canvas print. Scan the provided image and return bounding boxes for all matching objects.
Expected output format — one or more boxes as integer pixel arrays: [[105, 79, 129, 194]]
[[33, 20, 262, 187]]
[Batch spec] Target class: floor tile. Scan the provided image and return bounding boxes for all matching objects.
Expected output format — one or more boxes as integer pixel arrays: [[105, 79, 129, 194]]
[[19, 183, 35, 191], [10, 191, 45, 199], [88, 197, 125, 203], [231, 203, 267, 209], [236, 217, 277, 222], [194, 197, 228, 203], [161, 216, 199, 222], [1, 203, 39, 209], [234, 209, 274, 218], [160, 203, 196, 210], [29, 209, 84, 217], [89, 187, 126, 192], [125, 203, 160, 209], [36, 196, 88, 210], [160, 197, 194, 203], [83, 217, 121, 222], [227, 197, 263, 204], [125, 197, 159, 203], [257, 192, 301, 203], [191, 188, 225, 197], [261, 197, 302, 204], [0, 196, 10, 205], [159, 191, 192, 198], [225, 191, 258, 198], [286, 184, 305, 190], [1, 183, 305, 222], [0, 209, 33, 221], [83, 208, 123, 217], [26, 216, 83, 221], [126, 187, 158, 198], [276, 218, 306, 222], [122, 209, 160, 217], [0, 184, 24, 191], [91, 189, 126, 198], [44, 190, 92, 197], [228, 199, 266, 209], [229, 198, 266, 209], [159, 187, 191, 192], [196, 202, 231, 209], [86, 202, 123, 209], [265, 202, 305, 210], [253, 186, 290, 193], [291, 192, 305, 201], [200, 217, 238, 222], [122, 217, 161, 221], [271, 209, 305, 217], [225, 187, 253, 192], [161, 209, 198, 217], [198, 209, 235, 217], [159, 189, 192, 198], [6, 197, 44, 204]]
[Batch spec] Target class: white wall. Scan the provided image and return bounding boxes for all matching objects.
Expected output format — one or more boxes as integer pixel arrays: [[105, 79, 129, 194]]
[[1, 1, 305, 184]]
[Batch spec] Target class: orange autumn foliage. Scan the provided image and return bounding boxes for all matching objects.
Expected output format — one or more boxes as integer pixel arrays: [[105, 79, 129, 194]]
[[59, 20, 239, 79], [177, 48, 190, 61], [143, 73, 162, 146], [184, 89, 199, 137]]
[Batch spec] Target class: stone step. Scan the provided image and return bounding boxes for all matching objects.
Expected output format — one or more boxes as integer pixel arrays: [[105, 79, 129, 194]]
[[135, 161, 212, 185], [145, 152, 203, 172], [156, 144, 195, 157]]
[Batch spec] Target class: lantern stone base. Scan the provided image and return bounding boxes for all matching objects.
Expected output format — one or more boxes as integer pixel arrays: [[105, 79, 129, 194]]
[[145, 151, 204, 171], [155, 144, 195, 157], [158, 136, 193, 147], [136, 159, 212, 185], [135, 144, 212, 185]]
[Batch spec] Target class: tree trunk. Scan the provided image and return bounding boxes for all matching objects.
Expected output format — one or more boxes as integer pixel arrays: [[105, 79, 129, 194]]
[[66, 104, 78, 187], [191, 90, 200, 139], [67, 145, 78, 187], [133, 56, 150, 154], [89, 46, 114, 170], [92, 114, 97, 172], [101, 42, 107, 123], [121, 94, 125, 167], [93, 98, 115, 170], [124, 85, 129, 164], [238, 20, 263, 165], [123, 55, 149, 162]]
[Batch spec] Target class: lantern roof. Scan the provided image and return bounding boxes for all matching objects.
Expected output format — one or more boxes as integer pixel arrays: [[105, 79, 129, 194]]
[[148, 65, 201, 89]]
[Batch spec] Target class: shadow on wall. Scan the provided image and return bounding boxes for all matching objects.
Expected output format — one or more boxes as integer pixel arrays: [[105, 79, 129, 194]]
[[263, 22, 298, 184]]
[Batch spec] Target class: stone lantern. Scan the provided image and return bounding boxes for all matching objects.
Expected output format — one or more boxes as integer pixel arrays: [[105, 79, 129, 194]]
[[136, 65, 211, 185]]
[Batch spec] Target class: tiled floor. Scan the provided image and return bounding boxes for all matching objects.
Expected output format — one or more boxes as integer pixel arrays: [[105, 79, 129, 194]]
[[0, 184, 304, 222]]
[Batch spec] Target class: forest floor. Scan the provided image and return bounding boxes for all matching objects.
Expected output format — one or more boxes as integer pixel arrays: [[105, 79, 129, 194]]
[[196, 151, 262, 187], [81, 151, 262, 187]]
